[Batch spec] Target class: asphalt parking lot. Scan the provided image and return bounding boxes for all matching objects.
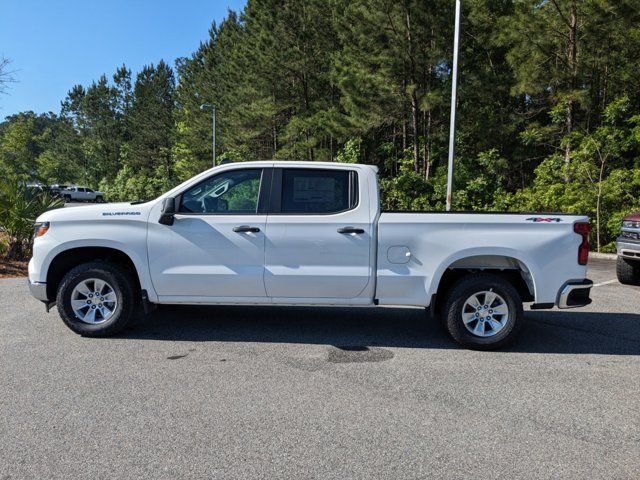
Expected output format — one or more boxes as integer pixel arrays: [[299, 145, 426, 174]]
[[1, 258, 639, 479]]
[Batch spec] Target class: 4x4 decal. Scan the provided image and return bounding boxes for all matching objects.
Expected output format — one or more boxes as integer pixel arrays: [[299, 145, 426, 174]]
[[526, 217, 562, 223]]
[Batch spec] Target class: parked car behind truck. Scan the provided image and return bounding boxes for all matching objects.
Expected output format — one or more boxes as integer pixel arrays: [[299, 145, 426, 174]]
[[616, 213, 640, 285], [28, 161, 593, 349], [62, 186, 104, 203]]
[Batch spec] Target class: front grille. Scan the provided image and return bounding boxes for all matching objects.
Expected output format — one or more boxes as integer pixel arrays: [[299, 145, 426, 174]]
[[621, 230, 640, 241]]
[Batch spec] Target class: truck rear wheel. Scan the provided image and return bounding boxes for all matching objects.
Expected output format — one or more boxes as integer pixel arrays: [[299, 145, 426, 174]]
[[442, 273, 523, 350], [616, 256, 640, 286], [56, 261, 137, 337]]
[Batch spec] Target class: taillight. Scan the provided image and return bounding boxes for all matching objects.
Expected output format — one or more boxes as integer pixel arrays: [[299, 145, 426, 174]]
[[574, 222, 590, 265]]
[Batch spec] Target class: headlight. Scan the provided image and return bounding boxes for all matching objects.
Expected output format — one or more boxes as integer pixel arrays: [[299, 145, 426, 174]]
[[622, 220, 640, 229], [33, 221, 50, 239]]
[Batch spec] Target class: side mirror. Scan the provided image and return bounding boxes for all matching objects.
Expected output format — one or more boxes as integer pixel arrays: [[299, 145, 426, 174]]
[[159, 197, 176, 226]]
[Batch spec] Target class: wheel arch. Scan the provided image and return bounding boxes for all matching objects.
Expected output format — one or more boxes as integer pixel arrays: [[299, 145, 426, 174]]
[[430, 251, 538, 310], [46, 246, 143, 302]]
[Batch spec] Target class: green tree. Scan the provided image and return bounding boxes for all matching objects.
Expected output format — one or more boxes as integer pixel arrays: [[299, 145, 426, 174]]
[[127, 61, 175, 175], [0, 113, 38, 180], [333, 0, 451, 173]]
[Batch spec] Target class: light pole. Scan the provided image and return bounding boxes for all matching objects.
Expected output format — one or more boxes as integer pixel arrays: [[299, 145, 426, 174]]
[[446, 0, 461, 211], [200, 103, 216, 168]]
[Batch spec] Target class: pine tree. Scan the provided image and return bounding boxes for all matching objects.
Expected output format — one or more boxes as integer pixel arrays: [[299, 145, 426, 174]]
[[333, 0, 452, 173], [127, 61, 175, 178]]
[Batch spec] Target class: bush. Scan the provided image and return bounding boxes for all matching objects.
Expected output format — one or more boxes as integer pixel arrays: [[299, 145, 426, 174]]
[[98, 165, 178, 203], [0, 181, 64, 260]]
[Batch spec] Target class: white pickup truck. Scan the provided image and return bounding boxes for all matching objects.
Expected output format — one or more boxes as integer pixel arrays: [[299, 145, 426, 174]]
[[28, 161, 593, 349], [61, 186, 105, 203]]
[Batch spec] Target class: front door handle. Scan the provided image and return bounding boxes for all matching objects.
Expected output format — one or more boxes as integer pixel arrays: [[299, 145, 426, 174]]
[[233, 225, 261, 233], [337, 226, 365, 234]]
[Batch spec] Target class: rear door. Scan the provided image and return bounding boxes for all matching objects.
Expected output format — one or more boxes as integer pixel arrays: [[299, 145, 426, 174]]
[[264, 167, 373, 300]]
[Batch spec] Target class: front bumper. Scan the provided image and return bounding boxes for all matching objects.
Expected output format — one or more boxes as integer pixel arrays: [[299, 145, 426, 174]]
[[616, 238, 640, 261], [557, 279, 593, 309], [28, 280, 49, 302]]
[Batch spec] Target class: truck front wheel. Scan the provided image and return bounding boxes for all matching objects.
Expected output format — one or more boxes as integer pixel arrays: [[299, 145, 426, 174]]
[[442, 273, 524, 350], [616, 256, 640, 286], [56, 261, 137, 337]]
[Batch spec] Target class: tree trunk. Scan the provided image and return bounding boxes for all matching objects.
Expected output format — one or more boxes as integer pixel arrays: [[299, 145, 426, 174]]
[[301, 73, 314, 161], [424, 109, 432, 180], [402, 120, 407, 151], [273, 122, 278, 155], [411, 92, 419, 172], [329, 133, 333, 161], [405, 5, 419, 172]]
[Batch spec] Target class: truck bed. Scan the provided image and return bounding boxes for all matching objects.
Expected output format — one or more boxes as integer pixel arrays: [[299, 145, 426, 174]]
[[375, 212, 588, 307]]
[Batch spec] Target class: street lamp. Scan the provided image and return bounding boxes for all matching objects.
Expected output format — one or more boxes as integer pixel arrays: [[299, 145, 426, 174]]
[[446, 0, 461, 211], [200, 103, 216, 168]]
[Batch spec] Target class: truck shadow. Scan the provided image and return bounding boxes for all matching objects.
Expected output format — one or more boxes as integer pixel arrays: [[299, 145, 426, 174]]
[[121, 306, 640, 355]]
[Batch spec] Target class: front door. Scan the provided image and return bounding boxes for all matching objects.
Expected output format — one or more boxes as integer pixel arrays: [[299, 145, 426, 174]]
[[147, 167, 269, 300], [264, 167, 373, 300]]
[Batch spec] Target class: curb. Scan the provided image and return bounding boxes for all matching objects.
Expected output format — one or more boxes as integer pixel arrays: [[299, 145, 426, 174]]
[[590, 252, 617, 260]]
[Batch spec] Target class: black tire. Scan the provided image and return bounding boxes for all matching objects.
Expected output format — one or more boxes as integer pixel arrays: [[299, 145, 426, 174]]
[[63, 195, 71, 203], [95, 196, 104, 203], [616, 256, 640, 286], [442, 273, 524, 350], [56, 261, 137, 337]]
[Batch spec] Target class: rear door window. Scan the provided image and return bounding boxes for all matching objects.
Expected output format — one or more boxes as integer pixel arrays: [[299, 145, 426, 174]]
[[279, 169, 357, 214]]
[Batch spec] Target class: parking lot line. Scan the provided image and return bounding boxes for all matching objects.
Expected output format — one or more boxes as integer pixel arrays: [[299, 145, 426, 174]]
[[592, 279, 618, 287]]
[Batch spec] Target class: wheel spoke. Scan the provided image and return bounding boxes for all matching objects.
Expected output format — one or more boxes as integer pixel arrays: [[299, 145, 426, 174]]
[[462, 312, 476, 324], [71, 299, 88, 311], [93, 279, 106, 295], [484, 291, 497, 307], [492, 304, 508, 315], [84, 308, 97, 323], [76, 281, 92, 297], [473, 320, 486, 336], [467, 295, 481, 308], [487, 318, 503, 331], [102, 292, 116, 302]]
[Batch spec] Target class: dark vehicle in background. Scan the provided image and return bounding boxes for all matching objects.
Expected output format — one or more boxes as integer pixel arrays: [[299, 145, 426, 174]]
[[49, 184, 69, 197], [616, 213, 640, 285], [61, 186, 105, 203]]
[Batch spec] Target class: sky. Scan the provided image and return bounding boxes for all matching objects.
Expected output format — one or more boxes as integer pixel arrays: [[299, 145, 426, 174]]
[[0, 0, 247, 121]]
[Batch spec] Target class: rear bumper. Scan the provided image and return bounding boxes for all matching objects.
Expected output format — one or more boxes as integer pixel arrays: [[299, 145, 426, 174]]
[[557, 279, 593, 309], [617, 238, 640, 260], [28, 280, 49, 302]]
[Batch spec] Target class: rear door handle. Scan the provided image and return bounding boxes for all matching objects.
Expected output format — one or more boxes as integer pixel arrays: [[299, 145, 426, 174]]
[[337, 226, 365, 234], [233, 225, 261, 233]]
